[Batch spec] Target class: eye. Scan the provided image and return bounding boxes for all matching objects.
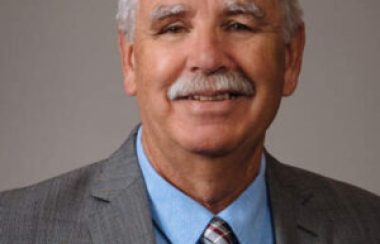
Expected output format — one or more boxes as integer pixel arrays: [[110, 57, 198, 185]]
[[159, 24, 188, 35], [224, 22, 254, 32]]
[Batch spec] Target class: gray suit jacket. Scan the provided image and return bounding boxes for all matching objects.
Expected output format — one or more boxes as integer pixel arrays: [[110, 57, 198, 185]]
[[1, 127, 380, 243]]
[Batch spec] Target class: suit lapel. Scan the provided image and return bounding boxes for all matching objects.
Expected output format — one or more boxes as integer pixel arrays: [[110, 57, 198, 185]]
[[83, 128, 332, 244], [266, 175, 299, 244], [266, 153, 331, 244], [86, 127, 155, 244]]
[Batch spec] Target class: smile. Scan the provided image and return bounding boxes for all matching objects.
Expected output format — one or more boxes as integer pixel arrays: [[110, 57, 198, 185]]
[[187, 93, 240, 101]]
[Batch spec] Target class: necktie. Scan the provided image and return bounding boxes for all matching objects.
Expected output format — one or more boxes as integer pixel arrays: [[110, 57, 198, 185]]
[[198, 216, 239, 244]]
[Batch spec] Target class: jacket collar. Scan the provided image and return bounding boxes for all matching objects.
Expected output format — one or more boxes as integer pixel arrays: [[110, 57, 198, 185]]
[[87, 126, 155, 244], [86, 126, 330, 244], [266, 152, 331, 244]]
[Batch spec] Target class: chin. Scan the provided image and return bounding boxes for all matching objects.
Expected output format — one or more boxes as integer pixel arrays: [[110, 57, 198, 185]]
[[175, 127, 245, 157], [184, 142, 236, 157]]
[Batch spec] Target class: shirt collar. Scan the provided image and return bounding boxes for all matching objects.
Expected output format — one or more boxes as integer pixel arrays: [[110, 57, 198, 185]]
[[218, 150, 268, 244], [136, 127, 269, 244]]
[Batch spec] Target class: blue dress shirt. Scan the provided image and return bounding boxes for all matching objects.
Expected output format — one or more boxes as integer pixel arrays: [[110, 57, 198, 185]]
[[136, 127, 274, 244]]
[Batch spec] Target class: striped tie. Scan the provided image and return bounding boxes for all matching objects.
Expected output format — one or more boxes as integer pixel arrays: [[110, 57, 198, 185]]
[[198, 216, 239, 244]]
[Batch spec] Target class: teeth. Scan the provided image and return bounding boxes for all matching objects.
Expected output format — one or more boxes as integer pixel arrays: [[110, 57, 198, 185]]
[[189, 94, 237, 101]]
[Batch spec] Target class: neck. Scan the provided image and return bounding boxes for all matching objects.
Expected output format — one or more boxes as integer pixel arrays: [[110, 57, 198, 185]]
[[141, 130, 264, 214]]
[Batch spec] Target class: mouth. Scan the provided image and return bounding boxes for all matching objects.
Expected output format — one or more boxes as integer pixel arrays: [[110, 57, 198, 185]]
[[187, 93, 239, 101], [175, 92, 251, 101]]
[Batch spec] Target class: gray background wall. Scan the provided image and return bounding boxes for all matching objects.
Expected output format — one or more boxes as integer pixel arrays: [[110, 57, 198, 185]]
[[0, 0, 379, 194]]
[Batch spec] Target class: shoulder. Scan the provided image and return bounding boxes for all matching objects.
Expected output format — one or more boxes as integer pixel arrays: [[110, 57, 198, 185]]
[[0, 159, 102, 210], [0, 128, 141, 243], [268, 154, 378, 195], [0, 127, 140, 218], [0, 160, 104, 242], [267, 154, 380, 207], [266, 153, 380, 240]]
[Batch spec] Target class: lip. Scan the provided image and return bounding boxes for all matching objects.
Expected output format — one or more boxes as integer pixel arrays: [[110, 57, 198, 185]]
[[179, 93, 240, 101], [173, 95, 252, 116], [174, 90, 246, 99], [171, 85, 256, 100]]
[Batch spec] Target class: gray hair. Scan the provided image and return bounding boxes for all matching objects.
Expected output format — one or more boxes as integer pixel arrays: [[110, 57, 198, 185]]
[[279, 0, 303, 42], [116, 0, 303, 43], [116, 0, 137, 41]]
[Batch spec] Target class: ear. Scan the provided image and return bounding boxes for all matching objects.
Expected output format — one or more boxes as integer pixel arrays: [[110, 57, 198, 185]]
[[282, 23, 306, 96], [118, 30, 137, 96]]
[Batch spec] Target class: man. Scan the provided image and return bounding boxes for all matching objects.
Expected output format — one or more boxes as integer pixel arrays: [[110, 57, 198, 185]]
[[1, 0, 379, 243]]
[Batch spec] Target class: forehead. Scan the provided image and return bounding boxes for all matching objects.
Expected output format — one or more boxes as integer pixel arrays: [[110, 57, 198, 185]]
[[137, 0, 281, 17]]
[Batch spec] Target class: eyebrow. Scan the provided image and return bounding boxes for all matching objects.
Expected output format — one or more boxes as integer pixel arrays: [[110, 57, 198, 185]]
[[223, 1, 265, 19], [150, 4, 190, 22]]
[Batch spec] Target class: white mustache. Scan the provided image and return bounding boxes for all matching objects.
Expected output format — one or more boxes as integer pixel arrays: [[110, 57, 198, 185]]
[[167, 72, 255, 100]]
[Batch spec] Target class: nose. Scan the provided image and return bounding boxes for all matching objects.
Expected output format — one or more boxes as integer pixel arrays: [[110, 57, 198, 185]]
[[186, 30, 234, 75]]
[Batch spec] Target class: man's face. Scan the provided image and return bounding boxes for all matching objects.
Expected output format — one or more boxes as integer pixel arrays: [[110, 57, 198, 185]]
[[120, 0, 304, 156]]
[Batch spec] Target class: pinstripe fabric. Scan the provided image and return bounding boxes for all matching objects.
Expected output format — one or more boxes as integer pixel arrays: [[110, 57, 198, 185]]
[[0, 126, 380, 243]]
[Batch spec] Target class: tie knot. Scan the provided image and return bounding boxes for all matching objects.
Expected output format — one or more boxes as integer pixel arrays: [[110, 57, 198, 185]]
[[199, 216, 239, 244]]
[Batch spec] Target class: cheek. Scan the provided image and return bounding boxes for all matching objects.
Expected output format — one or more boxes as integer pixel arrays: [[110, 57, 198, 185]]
[[134, 42, 188, 119], [232, 38, 286, 91], [136, 42, 186, 92]]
